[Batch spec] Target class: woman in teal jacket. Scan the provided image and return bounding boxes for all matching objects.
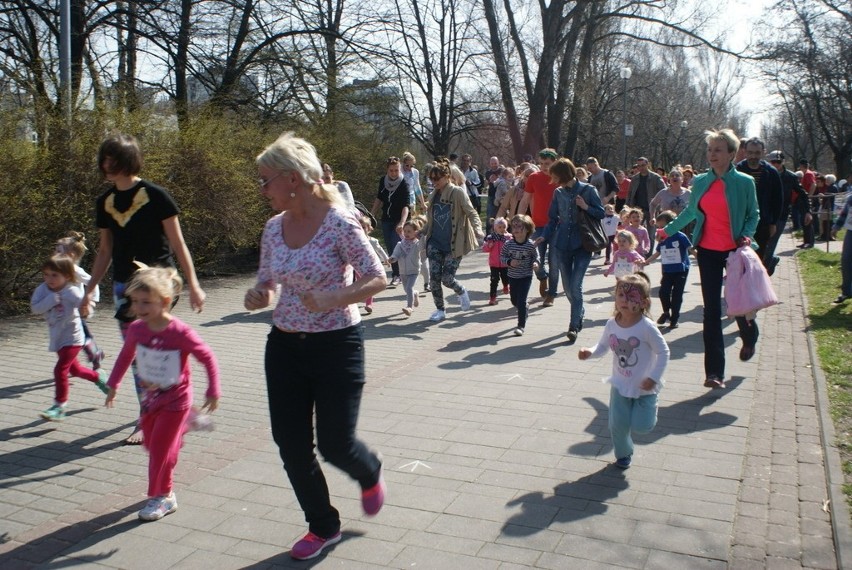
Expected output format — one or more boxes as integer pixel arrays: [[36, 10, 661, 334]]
[[658, 129, 759, 389]]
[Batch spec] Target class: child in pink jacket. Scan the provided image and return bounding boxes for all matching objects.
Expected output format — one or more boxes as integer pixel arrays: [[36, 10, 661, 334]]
[[482, 217, 512, 305]]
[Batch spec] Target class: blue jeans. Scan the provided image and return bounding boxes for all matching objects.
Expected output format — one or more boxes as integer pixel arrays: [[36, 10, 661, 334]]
[[841, 230, 852, 297], [609, 386, 658, 460], [532, 227, 559, 296], [696, 247, 758, 379], [556, 246, 593, 331], [381, 220, 401, 278], [265, 326, 381, 538]]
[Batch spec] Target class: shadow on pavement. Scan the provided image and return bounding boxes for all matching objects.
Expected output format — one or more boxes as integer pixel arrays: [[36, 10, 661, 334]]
[[0, 417, 136, 485], [198, 309, 273, 327], [501, 466, 629, 536], [0, 505, 142, 567], [567, 378, 743, 458]]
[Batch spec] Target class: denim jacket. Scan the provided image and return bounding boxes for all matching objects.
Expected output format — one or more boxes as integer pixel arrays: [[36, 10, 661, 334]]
[[542, 181, 605, 251]]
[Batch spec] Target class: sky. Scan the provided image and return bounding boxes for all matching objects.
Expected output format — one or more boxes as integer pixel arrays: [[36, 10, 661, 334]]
[[724, 0, 776, 136]]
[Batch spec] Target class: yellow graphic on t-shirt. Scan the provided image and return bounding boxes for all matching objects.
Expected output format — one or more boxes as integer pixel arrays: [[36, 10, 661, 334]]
[[105, 188, 150, 227]]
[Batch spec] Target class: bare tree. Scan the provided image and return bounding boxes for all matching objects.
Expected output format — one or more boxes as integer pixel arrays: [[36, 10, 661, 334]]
[[756, 0, 851, 177]]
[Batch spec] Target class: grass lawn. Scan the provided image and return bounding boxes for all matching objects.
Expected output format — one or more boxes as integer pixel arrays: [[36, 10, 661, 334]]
[[797, 233, 852, 513]]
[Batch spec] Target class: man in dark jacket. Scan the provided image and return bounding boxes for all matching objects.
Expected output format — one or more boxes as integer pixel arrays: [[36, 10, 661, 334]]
[[765, 150, 811, 274], [736, 138, 784, 267]]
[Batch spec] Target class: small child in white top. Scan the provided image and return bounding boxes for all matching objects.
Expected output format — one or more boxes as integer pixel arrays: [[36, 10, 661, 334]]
[[387, 220, 422, 316], [605, 230, 645, 278], [55, 231, 105, 369], [359, 216, 389, 314], [602, 204, 620, 265], [31, 255, 109, 421], [578, 273, 669, 469]]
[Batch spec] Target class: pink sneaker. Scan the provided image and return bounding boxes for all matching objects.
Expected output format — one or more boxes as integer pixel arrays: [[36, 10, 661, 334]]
[[290, 531, 342, 560], [361, 474, 386, 516]]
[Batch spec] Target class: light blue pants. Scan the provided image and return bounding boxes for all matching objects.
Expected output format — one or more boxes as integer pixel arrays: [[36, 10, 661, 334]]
[[608, 386, 658, 460]]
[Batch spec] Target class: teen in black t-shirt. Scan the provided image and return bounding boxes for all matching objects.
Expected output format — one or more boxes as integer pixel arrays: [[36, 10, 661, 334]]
[[81, 133, 205, 444]]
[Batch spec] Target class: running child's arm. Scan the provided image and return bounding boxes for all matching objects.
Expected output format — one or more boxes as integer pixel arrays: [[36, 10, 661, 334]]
[[643, 251, 660, 265], [578, 327, 611, 360], [642, 324, 670, 390], [182, 325, 221, 412], [31, 283, 60, 315], [105, 325, 140, 407]]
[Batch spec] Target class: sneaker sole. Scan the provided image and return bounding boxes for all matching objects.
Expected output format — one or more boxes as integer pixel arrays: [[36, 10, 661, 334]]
[[138, 504, 178, 521], [40, 413, 65, 421]]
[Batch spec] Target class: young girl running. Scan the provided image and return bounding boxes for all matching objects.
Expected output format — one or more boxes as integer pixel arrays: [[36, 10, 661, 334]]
[[55, 231, 105, 369], [501, 215, 540, 336], [105, 265, 220, 521], [625, 208, 651, 257], [32, 255, 109, 421], [604, 230, 645, 279], [387, 220, 422, 316], [359, 215, 389, 314], [482, 217, 512, 305], [578, 274, 669, 468]]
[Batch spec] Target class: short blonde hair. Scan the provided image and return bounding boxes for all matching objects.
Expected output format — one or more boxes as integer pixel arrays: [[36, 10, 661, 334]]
[[257, 132, 343, 206], [125, 265, 183, 302], [402, 151, 416, 165], [55, 231, 87, 262], [615, 229, 638, 248], [704, 128, 740, 154]]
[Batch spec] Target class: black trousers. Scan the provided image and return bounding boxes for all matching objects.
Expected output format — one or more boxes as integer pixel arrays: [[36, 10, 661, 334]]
[[509, 275, 532, 328], [489, 267, 509, 297], [265, 326, 381, 538], [696, 248, 758, 379], [659, 270, 688, 322]]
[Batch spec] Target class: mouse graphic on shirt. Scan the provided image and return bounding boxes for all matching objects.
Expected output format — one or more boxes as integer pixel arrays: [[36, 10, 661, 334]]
[[610, 335, 640, 369]]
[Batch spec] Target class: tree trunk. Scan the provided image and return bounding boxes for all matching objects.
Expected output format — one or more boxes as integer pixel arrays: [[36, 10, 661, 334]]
[[482, 0, 523, 161]]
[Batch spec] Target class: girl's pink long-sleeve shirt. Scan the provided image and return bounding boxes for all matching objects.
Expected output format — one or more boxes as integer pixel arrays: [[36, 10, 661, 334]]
[[108, 317, 220, 412]]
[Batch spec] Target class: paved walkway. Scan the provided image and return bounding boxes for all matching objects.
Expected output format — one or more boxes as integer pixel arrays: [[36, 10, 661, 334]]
[[0, 231, 849, 569]]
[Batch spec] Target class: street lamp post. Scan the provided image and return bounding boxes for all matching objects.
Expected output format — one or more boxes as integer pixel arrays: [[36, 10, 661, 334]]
[[679, 120, 689, 165], [620, 67, 632, 170]]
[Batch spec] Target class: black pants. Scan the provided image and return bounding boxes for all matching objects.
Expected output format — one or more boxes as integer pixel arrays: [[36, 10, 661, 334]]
[[604, 235, 615, 262], [697, 248, 758, 379], [659, 270, 688, 323], [509, 275, 532, 328], [265, 326, 381, 538], [489, 267, 509, 297]]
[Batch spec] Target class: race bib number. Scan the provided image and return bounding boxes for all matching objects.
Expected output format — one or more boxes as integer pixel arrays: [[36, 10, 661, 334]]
[[614, 260, 636, 278], [136, 345, 181, 388], [660, 244, 681, 265]]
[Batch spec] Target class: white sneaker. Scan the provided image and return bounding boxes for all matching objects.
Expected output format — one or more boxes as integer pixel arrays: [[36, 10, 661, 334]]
[[514, 328, 524, 336], [138, 493, 178, 521], [458, 291, 471, 311], [429, 309, 446, 322]]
